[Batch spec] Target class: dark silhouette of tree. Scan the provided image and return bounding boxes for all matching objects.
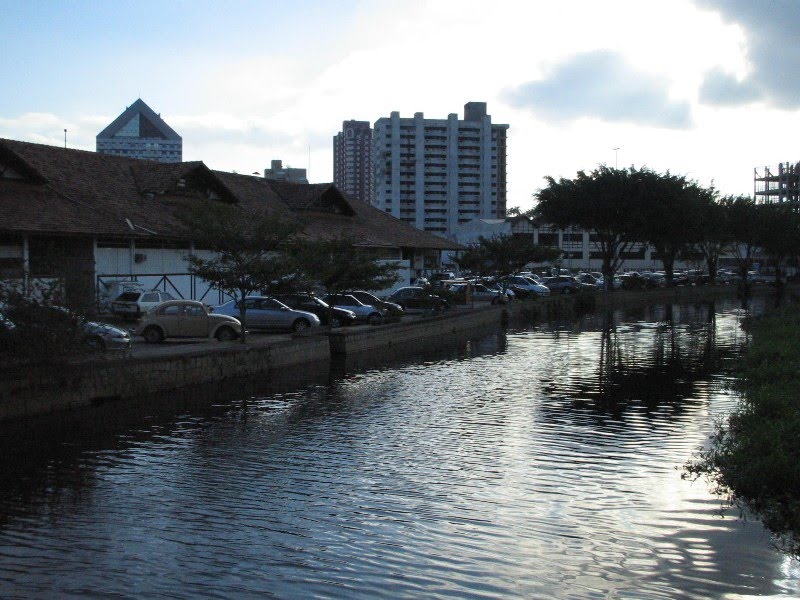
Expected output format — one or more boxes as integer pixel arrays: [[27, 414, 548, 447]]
[[722, 195, 763, 292], [756, 203, 800, 287], [638, 173, 710, 286], [454, 234, 560, 286], [293, 236, 399, 327], [180, 200, 302, 342], [533, 166, 650, 290], [694, 191, 729, 282]]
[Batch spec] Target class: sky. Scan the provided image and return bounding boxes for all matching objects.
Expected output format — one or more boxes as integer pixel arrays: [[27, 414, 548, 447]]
[[2, 0, 799, 212]]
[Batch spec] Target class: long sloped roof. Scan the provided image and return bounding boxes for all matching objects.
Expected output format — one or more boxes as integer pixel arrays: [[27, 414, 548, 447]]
[[0, 137, 459, 251]]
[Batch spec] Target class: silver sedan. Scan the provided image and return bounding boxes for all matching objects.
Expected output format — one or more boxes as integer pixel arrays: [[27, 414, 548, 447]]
[[213, 297, 320, 333]]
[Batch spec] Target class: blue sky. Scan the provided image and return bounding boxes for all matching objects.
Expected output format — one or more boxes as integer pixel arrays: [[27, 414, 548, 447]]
[[3, 0, 800, 211]]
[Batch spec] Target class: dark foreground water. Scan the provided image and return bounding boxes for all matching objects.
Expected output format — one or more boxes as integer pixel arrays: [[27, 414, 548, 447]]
[[1, 298, 798, 598]]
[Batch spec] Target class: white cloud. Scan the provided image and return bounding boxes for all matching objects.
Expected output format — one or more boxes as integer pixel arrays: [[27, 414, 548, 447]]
[[2, 0, 790, 212]]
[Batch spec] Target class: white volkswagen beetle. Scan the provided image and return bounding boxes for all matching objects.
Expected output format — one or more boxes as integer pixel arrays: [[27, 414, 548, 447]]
[[136, 300, 242, 343]]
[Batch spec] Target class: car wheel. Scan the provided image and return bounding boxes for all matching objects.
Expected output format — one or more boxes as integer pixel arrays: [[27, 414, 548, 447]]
[[292, 318, 311, 333], [142, 326, 164, 344], [215, 326, 237, 342], [490, 296, 500, 305], [368, 312, 383, 325], [330, 316, 342, 328], [561, 287, 570, 295]]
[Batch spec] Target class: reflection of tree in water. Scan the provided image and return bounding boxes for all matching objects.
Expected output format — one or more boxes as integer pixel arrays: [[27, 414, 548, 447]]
[[545, 301, 742, 413]]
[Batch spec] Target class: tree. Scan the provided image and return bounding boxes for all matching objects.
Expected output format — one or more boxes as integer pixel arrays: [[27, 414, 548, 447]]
[[533, 166, 650, 290], [756, 203, 800, 287], [694, 191, 729, 282], [181, 200, 302, 342], [637, 174, 709, 286], [293, 236, 400, 327], [453, 234, 560, 290], [722, 195, 763, 292]]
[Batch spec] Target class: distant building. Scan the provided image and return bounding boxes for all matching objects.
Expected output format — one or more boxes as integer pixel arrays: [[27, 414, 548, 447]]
[[373, 102, 508, 237], [96, 99, 182, 163], [754, 162, 800, 205], [333, 120, 374, 204], [264, 159, 308, 184]]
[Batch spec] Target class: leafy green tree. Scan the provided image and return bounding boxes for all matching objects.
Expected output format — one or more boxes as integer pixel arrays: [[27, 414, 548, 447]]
[[694, 192, 730, 282], [293, 236, 400, 326], [454, 234, 560, 289], [722, 195, 763, 291], [637, 174, 709, 285], [756, 203, 800, 286], [534, 166, 650, 290], [181, 200, 302, 342]]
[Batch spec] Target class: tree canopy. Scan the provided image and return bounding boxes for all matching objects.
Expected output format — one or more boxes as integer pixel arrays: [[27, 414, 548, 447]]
[[454, 234, 560, 285], [180, 200, 302, 342], [533, 166, 651, 289], [292, 236, 399, 325]]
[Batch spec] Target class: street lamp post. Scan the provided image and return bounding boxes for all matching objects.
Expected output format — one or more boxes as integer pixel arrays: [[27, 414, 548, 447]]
[[613, 147, 620, 169]]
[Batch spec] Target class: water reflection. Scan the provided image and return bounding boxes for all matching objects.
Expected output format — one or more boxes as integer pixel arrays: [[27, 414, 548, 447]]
[[538, 301, 743, 412], [0, 297, 797, 598]]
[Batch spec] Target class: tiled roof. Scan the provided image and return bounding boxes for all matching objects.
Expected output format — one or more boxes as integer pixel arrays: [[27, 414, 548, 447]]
[[0, 137, 460, 251]]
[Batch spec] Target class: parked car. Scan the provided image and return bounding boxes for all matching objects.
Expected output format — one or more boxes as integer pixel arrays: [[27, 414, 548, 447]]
[[273, 293, 357, 327], [595, 275, 623, 290], [82, 321, 133, 353], [213, 296, 320, 333], [340, 290, 404, 319], [504, 276, 551, 298], [619, 272, 649, 290], [323, 294, 385, 324], [387, 286, 450, 313], [111, 290, 176, 320], [543, 276, 579, 294], [641, 272, 666, 287], [137, 300, 242, 343], [450, 282, 510, 304], [0, 305, 132, 353]]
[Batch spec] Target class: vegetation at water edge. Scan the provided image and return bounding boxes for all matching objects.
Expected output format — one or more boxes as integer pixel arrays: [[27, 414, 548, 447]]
[[685, 305, 800, 557]]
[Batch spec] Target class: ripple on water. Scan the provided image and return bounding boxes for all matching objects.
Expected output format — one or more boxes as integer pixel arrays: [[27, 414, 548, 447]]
[[0, 299, 797, 598]]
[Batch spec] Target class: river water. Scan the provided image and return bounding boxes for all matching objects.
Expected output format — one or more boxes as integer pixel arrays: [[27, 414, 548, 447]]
[[1, 298, 798, 598]]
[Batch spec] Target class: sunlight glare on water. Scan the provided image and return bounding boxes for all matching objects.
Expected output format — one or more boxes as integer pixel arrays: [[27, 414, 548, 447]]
[[0, 298, 797, 598]]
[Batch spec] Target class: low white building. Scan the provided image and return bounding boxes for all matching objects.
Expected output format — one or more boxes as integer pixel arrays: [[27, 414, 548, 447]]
[[448, 216, 747, 274]]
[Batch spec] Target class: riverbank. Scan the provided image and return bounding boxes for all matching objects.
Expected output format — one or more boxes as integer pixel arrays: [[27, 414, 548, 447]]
[[685, 302, 800, 558], [0, 283, 788, 422]]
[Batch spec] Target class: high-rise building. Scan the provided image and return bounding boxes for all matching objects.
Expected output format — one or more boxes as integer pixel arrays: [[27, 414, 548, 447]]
[[333, 120, 373, 204], [96, 99, 182, 163], [373, 102, 508, 237]]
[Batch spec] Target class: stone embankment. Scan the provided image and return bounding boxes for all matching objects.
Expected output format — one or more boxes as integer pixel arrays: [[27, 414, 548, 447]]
[[0, 283, 786, 422]]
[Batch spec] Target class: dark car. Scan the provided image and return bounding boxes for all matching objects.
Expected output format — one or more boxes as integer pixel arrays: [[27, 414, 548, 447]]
[[274, 293, 357, 327], [323, 294, 385, 324], [543, 276, 579, 294], [340, 290, 404, 319], [387, 287, 449, 313]]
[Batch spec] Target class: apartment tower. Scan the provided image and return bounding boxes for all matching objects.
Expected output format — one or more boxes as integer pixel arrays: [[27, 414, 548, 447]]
[[333, 120, 374, 204], [373, 102, 508, 237]]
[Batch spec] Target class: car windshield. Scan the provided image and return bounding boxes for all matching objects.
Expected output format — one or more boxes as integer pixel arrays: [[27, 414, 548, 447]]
[[116, 292, 141, 301]]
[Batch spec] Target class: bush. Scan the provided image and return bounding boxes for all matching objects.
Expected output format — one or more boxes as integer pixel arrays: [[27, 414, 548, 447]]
[[685, 306, 800, 557], [0, 294, 92, 371]]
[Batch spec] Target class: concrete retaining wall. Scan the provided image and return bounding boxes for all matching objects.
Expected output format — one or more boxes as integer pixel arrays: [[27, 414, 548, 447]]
[[328, 305, 504, 355], [0, 283, 786, 423], [0, 336, 330, 422]]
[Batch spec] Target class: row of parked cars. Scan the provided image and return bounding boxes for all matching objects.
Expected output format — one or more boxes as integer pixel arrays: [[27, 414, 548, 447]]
[[117, 287, 451, 344]]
